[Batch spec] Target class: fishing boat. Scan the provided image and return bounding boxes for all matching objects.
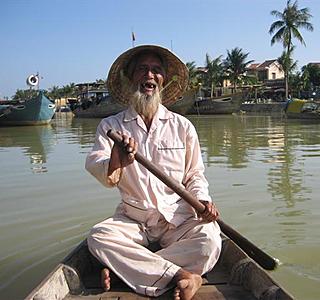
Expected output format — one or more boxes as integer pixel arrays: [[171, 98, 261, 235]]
[[285, 98, 320, 120], [188, 92, 245, 115], [0, 91, 55, 126], [25, 236, 293, 300], [0, 74, 55, 126]]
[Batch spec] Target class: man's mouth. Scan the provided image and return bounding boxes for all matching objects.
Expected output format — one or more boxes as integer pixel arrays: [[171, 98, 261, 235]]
[[141, 82, 157, 92]]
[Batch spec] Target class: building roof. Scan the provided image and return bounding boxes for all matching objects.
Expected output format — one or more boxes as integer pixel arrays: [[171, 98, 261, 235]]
[[256, 60, 277, 69], [247, 63, 260, 70], [248, 60, 278, 70], [308, 62, 320, 67]]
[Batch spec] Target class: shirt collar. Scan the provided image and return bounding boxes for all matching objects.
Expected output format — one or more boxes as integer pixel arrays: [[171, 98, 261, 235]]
[[123, 104, 174, 123]]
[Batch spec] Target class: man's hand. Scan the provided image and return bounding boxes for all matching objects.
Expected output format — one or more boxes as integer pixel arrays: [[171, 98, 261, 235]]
[[198, 201, 219, 223], [108, 133, 138, 175]]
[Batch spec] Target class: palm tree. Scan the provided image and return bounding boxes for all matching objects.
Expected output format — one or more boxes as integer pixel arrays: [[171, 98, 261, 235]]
[[269, 0, 313, 53], [13, 89, 38, 101], [269, 0, 313, 98], [48, 85, 62, 101], [186, 61, 200, 89], [301, 63, 320, 90], [223, 47, 254, 92], [277, 48, 298, 98], [204, 54, 224, 97]]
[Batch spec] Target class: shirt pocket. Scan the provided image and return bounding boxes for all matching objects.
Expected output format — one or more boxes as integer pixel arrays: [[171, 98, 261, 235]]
[[157, 140, 185, 171]]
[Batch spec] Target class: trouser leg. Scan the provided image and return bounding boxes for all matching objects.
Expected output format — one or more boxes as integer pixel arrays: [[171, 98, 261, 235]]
[[87, 214, 180, 297], [156, 218, 222, 275]]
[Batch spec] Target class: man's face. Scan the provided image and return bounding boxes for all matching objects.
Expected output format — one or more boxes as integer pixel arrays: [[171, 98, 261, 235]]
[[131, 53, 166, 97]]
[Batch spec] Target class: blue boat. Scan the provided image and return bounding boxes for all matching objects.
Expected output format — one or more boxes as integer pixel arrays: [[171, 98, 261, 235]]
[[0, 91, 56, 126]]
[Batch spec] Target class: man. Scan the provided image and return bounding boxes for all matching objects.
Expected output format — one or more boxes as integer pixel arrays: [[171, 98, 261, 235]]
[[85, 45, 221, 300]]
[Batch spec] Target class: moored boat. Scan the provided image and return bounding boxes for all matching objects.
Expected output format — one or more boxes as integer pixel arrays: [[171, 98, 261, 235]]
[[285, 98, 320, 120], [188, 92, 245, 115], [70, 88, 126, 118], [25, 236, 294, 300], [71, 86, 197, 118], [0, 90, 55, 126], [167, 88, 197, 115]]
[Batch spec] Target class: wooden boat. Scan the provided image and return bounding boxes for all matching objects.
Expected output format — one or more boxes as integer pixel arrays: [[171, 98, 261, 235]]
[[188, 92, 245, 115], [285, 98, 320, 120], [166, 88, 197, 115], [25, 236, 294, 300], [0, 91, 55, 126], [71, 87, 197, 118], [70, 89, 126, 118]]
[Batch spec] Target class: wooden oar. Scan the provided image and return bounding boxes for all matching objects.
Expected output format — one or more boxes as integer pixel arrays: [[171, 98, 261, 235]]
[[107, 129, 278, 271]]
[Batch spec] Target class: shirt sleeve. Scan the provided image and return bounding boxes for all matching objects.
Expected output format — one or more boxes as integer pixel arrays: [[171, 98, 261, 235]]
[[183, 123, 212, 202], [85, 120, 122, 187]]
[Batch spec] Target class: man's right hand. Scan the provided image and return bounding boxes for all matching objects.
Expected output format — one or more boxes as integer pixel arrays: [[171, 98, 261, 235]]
[[107, 133, 138, 175]]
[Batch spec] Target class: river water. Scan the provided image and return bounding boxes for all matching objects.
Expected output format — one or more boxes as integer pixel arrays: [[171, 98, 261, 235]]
[[0, 113, 319, 300]]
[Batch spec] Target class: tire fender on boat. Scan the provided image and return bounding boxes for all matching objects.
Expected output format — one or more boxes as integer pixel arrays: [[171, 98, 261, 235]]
[[26, 74, 39, 86]]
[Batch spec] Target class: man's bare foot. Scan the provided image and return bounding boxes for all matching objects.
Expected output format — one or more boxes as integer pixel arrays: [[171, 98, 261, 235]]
[[173, 269, 202, 300], [101, 268, 111, 291]]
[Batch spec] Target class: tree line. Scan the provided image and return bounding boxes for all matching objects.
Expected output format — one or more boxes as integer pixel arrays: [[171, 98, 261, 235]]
[[12, 1, 318, 102]]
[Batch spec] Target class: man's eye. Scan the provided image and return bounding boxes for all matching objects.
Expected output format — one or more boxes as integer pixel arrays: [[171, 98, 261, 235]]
[[138, 66, 148, 72], [152, 67, 163, 74]]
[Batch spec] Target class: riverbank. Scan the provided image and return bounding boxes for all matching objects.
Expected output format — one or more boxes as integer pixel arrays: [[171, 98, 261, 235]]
[[239, 102, 286, 115]]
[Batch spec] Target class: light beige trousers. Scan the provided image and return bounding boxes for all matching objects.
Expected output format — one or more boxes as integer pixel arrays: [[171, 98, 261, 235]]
[[87, 212, 221, 297]]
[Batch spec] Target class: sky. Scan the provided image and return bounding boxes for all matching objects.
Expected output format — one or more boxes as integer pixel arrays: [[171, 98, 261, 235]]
[[1, 0, 319, 99]]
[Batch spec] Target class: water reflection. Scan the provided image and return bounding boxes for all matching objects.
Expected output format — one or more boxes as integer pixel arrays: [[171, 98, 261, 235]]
[[190, 116, 320, 244], [0, 125, 56, 173], [70, 117, 99, 150]]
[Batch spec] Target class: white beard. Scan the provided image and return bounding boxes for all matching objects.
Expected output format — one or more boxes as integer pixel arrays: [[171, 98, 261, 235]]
[[130, 87, 162, 119]]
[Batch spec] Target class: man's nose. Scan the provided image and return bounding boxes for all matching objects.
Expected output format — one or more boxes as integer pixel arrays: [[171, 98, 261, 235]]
[[145, 69, 155, 78]]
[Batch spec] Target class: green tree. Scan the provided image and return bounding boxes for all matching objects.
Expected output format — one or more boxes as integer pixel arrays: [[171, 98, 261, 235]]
[[13, 89, 38, 101], [204, 54, 223, 97], [269, 0, 313, 98], [223, 47, 254, 92], [277, 48, 297, 98], [289, 72, 303, 98], [62, 83, 77, 98], [301, 64, 320, 90], [48, 85, 62, 101], [186, 61, 200, 89]]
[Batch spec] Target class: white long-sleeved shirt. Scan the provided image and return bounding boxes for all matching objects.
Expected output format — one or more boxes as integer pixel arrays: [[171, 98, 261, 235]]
[[85, 104, 212, 227]]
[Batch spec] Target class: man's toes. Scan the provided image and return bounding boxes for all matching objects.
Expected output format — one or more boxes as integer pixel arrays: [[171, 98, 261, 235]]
[[173, 287, 181, 300], [177, 279, 189, 289], [101, 268, 111, 290]]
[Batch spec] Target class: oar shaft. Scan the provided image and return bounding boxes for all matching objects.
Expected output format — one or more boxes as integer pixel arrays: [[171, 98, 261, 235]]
[[107, 129, 277, 270]]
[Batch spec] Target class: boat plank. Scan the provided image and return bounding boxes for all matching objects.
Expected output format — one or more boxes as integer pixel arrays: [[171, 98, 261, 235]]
[[26, 238, 294, 300], [64, 283, 257, 300]]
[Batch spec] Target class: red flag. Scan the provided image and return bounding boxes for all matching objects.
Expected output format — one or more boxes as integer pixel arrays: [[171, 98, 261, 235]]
[[132, 32, 136, 41]]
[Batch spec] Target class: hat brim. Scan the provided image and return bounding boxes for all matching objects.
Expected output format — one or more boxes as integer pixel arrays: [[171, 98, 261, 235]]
[[107, 45, 189, 106]]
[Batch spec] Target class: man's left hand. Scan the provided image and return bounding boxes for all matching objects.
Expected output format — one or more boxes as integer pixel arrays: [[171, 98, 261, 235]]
[[198, 201, 220, 223]]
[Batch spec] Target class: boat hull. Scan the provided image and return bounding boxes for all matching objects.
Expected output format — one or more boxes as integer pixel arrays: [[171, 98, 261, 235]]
[[189, 92, 244, 114], [72, 90, 196, 118], [0, 92, 55, 126], [286, 111, 320, 119], [167, 88, 197, 115], [26, 236, 294, 300], [72, 95, 126, 118], [285, 98, 320, 120]]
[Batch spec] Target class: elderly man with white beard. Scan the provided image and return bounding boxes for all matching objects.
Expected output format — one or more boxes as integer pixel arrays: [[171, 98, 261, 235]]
[[85, 45, 221, 300]]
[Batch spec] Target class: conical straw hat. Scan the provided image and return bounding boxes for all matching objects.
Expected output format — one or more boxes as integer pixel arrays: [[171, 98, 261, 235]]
[[107, 45, 189, 106]]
